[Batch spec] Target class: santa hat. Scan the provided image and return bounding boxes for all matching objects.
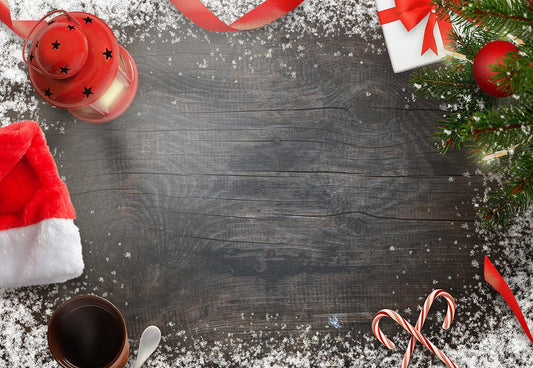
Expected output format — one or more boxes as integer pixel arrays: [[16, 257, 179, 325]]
[[0, 121, 84, 288]]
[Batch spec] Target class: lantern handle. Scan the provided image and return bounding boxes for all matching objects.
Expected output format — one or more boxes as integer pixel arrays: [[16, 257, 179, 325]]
[[22, 9, 82, 79]]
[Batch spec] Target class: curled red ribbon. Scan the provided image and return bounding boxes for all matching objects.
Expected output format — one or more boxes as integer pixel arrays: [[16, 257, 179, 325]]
[[484, 256, 533, 345], [0, 0, 35, 38], [1, 0, 304, 37], [169, 0, 305, 32], [378, 0, 453, 55]]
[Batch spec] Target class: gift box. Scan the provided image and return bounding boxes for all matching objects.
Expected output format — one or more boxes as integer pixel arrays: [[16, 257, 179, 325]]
[[376, 0, 453, 73]]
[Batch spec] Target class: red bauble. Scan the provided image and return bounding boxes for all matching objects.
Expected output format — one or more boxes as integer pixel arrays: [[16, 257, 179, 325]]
[[473, 41, 518, 97]]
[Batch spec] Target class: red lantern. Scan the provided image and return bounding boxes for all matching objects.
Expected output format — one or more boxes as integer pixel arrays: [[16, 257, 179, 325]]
[[23, 10, 138, 123]]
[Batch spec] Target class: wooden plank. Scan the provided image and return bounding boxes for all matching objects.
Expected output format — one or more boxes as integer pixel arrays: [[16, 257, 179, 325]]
[[38, 29, 482, 347]]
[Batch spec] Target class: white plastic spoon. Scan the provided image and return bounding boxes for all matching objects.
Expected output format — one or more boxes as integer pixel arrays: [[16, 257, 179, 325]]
[[132, 326, 161, 368]]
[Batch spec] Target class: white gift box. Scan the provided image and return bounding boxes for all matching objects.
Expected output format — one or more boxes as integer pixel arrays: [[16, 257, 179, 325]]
[[376, 0, 449, 73]]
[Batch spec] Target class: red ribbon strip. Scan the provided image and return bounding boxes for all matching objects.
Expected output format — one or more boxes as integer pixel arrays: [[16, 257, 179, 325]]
[[1, 0, 304, 37], [0, 0, 36, 38], [377, 0, 453, 55], [484, 256, 533, 345], [169, 0, 305, 32]]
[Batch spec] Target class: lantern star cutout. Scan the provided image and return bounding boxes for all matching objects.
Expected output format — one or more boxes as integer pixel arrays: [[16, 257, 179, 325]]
[[102, 48, 113, 60], [48, 20, 55, 25], [67, 25, 75, 31], [51, 40, 61, 50], [28, 53, 34, 62], [44, 88, 53, 98], [60, 66, 70, 75], [82, 87, 94, 98], [83, 16, 93, 24]]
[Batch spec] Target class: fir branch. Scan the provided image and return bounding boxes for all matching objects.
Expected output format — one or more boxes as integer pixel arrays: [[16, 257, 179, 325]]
[[412, 77, 474, 89], [472, 123, 525, 135], [410, 0, 532, 228], [492, 44, 533, 94], [433, 98, 487, 153], [448, 28, 492, 60], [471, 9, 528, 24], [437, 0, 532, 38], [482, 149, 533, 227], [410, 64, 479, 100]]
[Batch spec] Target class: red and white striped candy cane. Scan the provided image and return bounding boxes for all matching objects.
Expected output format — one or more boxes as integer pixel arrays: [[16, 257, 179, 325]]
[[372, 302, 459, 368], [402, 289, 456, 368]]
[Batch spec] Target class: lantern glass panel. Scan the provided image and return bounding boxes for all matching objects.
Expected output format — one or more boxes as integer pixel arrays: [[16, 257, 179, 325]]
[[69, 47, 138, 123]]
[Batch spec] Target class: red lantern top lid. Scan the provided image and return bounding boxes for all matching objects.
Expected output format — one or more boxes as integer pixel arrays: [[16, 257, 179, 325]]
[[34, 23, 89, 77], [25, 11, 120, 109]]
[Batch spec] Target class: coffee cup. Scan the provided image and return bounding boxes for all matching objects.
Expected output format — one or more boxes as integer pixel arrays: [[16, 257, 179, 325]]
[[48, 295, 129, 368]]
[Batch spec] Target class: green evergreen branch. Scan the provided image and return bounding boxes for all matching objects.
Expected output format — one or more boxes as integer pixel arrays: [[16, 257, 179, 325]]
[[436, 0, 532, 39], [411, 0, 532, 227], [492, 44, 533, 93], [481, 153, 533, 227], [410, 64, 479, 100], [471, 9, 529, 24], [411, 77, 475, 89]]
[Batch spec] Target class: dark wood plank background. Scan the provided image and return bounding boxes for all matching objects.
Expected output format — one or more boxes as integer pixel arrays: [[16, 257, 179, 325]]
[[29, 14, 485, 361]]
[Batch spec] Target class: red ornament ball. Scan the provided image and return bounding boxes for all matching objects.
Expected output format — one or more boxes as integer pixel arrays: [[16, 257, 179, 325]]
[[473, 40, 518, 97]]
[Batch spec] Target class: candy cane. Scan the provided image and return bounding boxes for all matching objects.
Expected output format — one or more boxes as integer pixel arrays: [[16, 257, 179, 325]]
[[403, 289, 456, 368], [372, 290, 459, 368]]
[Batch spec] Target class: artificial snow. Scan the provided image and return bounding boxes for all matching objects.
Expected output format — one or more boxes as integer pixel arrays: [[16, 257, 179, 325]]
[[0, 0, 382, 123], [0, 1, 531, 367]]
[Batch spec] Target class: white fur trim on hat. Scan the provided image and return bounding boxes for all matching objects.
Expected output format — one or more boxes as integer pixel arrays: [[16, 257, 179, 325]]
[[0, 218, 84, 288]]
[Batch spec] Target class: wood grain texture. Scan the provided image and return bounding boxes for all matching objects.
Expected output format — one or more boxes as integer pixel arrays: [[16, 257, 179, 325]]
[[36, 24, 484, 349]]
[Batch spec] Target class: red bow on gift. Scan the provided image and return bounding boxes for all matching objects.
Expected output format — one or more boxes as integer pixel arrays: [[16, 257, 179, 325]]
[[378, 0, 453, 55]]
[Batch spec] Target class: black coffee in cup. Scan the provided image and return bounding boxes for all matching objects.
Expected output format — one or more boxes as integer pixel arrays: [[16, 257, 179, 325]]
[[48, 295, 129, 368], [56, 305, 123, 367]]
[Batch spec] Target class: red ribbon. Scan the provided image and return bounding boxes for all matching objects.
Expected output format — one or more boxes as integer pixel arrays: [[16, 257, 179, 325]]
[[484, 256, 533, 345], [1, 0, 304, 37], [378, 0, 453, 55], [169, 0, 305, 32], [0, 0, 36, 38]]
